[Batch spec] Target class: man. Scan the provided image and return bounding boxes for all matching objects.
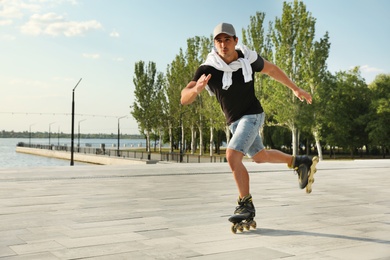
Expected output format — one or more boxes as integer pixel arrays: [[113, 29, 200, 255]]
[[181, 23, 316, 226]]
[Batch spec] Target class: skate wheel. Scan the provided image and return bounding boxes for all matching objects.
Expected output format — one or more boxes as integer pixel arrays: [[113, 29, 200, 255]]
[[251, 221, 257, 229], [244, 223, 250, 231], [231, 224, 237, 234], [238, 224, 244, 232]]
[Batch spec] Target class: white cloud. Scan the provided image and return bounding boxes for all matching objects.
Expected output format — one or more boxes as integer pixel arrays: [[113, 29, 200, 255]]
[[0, 2, 23, 19], [110, 30, 120, 37], [113, 57, 124, 62], [20, 12, 102, 36], [82, 53, 100, 59], [0, 19, 13, 26], [0, 0, 101, 37], [0, 0, 41, 19], [360, 65, 384, 73]]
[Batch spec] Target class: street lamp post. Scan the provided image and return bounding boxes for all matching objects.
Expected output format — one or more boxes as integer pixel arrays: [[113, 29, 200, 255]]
[[117, 116, 127, 157], [78, 119, 86, 152], [70, 78, 82, 166]]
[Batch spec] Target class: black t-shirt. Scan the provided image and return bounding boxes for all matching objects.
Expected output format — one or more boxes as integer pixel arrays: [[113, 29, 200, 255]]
[[192, 50, 264, 125]]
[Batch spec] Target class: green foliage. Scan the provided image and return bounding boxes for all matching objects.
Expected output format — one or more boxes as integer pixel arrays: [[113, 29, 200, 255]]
[[164, 36, 226, 152], [242, 0, 330, 156], [129, 1, 388, 158], [367, 74, 390, 151], [131, 61, 164, 151], [319, 68, 370, 155], [269, 0, 323, 128], [132, 61, 157, 133], [263, 125, 291, 150], [242, 11, 274, 106]]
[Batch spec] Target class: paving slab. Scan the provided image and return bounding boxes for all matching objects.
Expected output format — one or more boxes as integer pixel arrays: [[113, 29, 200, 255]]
[[0, 160, 389, 259]]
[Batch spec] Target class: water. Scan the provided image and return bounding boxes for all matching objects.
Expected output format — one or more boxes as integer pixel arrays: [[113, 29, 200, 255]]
[[0, 138, 147, 168]]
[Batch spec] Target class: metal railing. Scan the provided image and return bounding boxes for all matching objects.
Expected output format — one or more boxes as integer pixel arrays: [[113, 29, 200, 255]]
[[16, 142, 227, 164], [159, 152, 226, 163]]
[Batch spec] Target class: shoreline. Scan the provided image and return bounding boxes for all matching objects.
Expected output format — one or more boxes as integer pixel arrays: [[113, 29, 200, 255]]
[[16, 147, 156, 165]]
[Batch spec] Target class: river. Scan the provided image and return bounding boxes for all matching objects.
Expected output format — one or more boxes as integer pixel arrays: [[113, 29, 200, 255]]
[[0, 138, 147, 168]]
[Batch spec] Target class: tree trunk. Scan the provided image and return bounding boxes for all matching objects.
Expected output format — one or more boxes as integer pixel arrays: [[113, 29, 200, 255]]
[[225, 125, 231, 146], [191, 125, 196, 155], [169, 124, 173, 153], [210, 122, 214, 157], [199, 128, 203, 156], [312, 128, 323, 160], [145, 131, 150, 153], [292, 127, 299, 156], [199, 114, 203, 156], [181, 123, 184, 154], [158, 129, 162, 152]]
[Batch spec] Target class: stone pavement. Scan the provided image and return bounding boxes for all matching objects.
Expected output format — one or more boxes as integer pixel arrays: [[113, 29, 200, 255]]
[[0, 159, 389, 260]]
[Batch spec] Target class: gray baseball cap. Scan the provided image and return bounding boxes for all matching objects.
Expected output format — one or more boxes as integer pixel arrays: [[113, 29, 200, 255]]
[[213, 23, 236, 39]]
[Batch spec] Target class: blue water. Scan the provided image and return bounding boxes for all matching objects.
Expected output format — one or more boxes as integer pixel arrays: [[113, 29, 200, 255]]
[[0, 138, 147, 168]]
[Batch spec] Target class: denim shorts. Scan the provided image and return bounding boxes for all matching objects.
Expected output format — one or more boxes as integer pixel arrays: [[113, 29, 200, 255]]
[[227, 113, 265, 157]]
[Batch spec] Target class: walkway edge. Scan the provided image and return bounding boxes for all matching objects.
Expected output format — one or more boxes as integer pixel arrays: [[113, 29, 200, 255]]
[[16, 147, 150, 165]]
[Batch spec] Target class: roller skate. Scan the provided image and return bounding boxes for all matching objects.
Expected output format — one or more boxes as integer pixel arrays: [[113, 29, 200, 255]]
[[228, 194, 257, 234], [291, 155, 319, 193]]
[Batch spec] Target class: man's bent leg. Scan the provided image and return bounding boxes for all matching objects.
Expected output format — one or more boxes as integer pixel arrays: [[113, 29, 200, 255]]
[[226, 148, 250, 198], [252, 149, 314, 190], [252, 149, 293, 165]]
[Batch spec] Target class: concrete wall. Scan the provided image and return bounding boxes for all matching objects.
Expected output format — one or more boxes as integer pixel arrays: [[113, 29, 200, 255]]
[[16, 147, 149, 165]]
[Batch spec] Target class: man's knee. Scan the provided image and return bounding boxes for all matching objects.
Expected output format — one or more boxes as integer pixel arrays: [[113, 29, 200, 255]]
[[226, 149, 243, 165], [253, 149, 267, 163]]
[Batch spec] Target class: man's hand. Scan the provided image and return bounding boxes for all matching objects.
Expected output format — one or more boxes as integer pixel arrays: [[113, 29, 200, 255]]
[[194, 74, 211, 94], [181, 74, 212, 105], [293, 88, 312, 104]]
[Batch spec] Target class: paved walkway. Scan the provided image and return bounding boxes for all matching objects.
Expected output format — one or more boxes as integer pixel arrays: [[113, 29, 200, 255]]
[[0, 160, 389, 259]]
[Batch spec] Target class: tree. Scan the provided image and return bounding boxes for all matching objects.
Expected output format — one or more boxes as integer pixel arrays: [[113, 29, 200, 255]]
[[165, 50, 187, 152], [131, 61, 161, 153], [306, 32, 330, 160], [242, 11, 274, 143], [242, 2, 330, 157], [321, 67, 370, 157], [242, 11, 273, 94], [166, 36, 222, 157], [153, 72, 168, 152], [367, 74, 390, 157], [184, 36, 205, 155], [266, 0, 330, 156]]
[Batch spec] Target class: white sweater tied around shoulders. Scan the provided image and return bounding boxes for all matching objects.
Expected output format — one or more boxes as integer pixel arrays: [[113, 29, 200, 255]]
[[202, 44, 258, 95]]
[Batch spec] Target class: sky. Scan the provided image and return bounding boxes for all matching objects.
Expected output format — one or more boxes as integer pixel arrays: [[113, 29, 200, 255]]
[[1, 0, 389, 135]]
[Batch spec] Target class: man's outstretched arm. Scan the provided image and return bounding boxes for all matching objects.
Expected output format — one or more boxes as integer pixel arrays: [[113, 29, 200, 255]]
[[261, 59, 312, 104]]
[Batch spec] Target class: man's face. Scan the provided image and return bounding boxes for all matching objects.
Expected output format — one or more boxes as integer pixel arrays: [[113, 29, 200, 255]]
[[214, 33, 238, 63]]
